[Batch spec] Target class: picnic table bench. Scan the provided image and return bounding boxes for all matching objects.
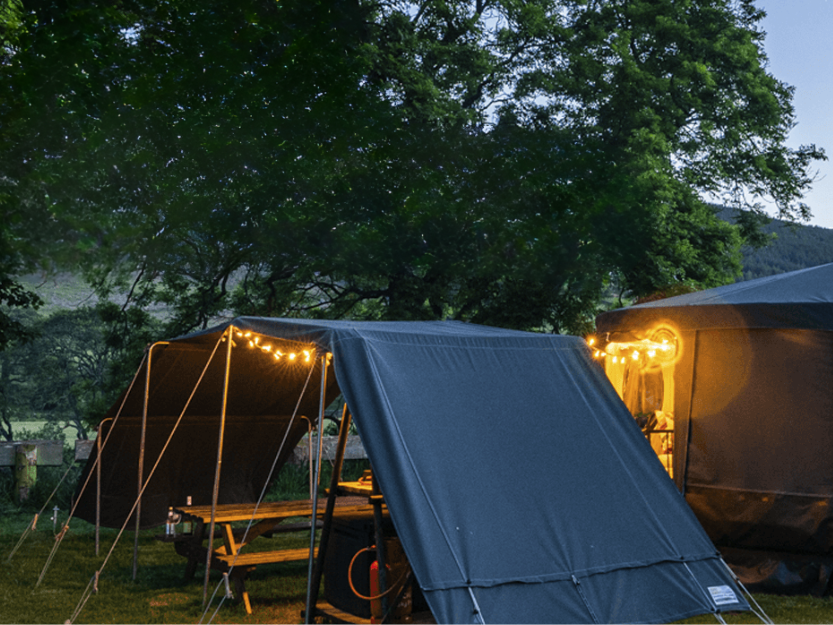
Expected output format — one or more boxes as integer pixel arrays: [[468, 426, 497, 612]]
[[170, 498, 376, 613]]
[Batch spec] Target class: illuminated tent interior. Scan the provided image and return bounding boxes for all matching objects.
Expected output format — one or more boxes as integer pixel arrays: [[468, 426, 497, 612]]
[[75, 317, 752, 623], [595, 262, 833, 595]]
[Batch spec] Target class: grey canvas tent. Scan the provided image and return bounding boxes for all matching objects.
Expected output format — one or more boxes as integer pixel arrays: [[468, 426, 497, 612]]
[[75, 317, 751, 623], [595, 262, 833, 595]]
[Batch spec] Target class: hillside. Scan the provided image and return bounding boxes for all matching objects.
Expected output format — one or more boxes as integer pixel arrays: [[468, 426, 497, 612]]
[[15, 211, 833, 310], [717, 207, 833, 281]]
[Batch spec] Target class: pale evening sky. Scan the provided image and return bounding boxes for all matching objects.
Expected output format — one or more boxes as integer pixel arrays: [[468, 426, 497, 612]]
[[757, 0, 833, 228]]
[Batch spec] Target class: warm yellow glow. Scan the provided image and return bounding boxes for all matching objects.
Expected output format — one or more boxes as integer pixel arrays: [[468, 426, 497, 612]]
[[232, 329, 318, 367], [612, 356, 618, 364], [588, 337, 596, 346], [600, 326, 680, 368]]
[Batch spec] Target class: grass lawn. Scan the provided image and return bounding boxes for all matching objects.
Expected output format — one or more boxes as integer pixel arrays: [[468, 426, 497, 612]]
[[0, 511, 313, 624], [2, 503, 833, 624]]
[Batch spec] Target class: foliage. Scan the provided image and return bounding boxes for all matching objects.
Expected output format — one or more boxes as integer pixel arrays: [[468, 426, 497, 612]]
[[0, 0, 826, 337], [0, 442, 80, 515], [0, 304, 160, 441]]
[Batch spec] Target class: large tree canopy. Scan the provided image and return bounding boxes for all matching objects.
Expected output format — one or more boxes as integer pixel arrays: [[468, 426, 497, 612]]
[[0, 0, 825, 335]]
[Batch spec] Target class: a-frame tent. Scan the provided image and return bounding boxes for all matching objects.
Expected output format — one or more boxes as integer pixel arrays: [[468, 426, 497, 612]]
[[75, 317, 752, 623], [595, 262, 833, 595]]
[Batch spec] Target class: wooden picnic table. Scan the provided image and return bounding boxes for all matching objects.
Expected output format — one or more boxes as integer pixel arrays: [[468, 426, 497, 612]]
[[171, 498, 376, 614]]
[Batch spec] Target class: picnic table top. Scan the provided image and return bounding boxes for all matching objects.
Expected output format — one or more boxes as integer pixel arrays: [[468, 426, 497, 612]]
[[174, 497, 375, 524]]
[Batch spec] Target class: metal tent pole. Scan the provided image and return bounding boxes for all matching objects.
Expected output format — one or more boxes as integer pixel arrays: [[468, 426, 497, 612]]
[[96, 418, 112, 557], [203, 326, 234, 607], [132, 341, 165, 580], [304, 353, 328, 623], [307, 404, 350, 623]]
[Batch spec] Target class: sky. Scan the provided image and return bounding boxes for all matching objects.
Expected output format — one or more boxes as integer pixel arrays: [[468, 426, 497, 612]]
[[757, 0, 833, 229]]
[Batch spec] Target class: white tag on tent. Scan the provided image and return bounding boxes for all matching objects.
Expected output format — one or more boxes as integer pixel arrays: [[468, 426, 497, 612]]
[[708, 585, 739, 605]]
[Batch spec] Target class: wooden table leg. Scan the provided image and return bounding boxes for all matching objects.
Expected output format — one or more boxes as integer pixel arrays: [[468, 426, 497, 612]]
[[184, 521, 205, 579], [231, 568, 254, 614]]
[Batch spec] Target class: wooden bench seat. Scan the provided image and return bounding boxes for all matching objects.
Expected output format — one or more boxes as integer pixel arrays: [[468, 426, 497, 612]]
[[212, 546, 317, 571], [212, 547, 318, 614]]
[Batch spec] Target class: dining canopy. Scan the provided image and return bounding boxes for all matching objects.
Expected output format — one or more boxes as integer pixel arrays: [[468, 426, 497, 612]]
[[75, 317, 750, 623]]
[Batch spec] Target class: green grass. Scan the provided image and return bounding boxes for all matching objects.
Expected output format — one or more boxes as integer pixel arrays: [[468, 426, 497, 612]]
[[0, 460, 372, 624], [5, 508, 833, 624], [3, 459, 833, 623], [0, 513, 315, 624]]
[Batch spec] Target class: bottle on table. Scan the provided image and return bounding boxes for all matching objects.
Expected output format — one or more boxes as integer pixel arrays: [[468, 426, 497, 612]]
[[182, 496, 193, 535]]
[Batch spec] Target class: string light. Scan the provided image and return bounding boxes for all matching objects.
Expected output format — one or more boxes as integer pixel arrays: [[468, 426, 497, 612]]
[[591, 328, 679, 366], [233, 330, 319, 366]]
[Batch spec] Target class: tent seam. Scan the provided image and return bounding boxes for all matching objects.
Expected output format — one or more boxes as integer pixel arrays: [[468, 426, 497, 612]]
[[419, 552, 723, 591]]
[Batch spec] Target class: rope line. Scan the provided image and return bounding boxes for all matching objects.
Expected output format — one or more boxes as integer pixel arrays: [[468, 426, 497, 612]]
[[35, 351, 150, 588], [6, 513, 37, 563], [65, 334, 225, 624], [69, 575, 97, 624], [200, 361, 317, 624], [8, 460, 75, 562]]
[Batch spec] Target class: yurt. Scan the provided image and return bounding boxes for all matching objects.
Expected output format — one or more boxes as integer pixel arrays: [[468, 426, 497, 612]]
[[595, 263, 833, 594]]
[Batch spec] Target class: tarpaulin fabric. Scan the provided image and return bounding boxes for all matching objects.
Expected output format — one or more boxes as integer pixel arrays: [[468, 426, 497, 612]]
[[74, 328, 341, 527], [76, 318, 749, 623], [598, 262, 833, 331], [596, 263, 833, 595]]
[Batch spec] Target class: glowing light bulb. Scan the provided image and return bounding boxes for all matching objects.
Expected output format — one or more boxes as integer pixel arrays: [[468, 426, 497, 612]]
[[588, 338, 595, 346], [632, 351, 639, 360], [648, 350, 656, 358], [262, 345, 271, 352], [289, 353, 296, 361], [612, 356, 618, 364], [303, 350, 311, 362]]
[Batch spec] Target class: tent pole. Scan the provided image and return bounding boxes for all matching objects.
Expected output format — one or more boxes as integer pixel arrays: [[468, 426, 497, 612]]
[[203, 326, 234, 607], [304, 354, 328, 623], [307, 417, 313, 499], [307, 404, 350, 623], [96, 417, 112, 557], [133, 341, 164, 581]]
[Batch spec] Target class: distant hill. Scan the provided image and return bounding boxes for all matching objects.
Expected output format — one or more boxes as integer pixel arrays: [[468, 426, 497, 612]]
[[718, 207, 833, 281], [15, 209, 833, 312]]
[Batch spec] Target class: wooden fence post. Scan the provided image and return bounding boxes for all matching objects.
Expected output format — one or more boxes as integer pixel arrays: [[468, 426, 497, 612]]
[[15, 443, 38, 502]]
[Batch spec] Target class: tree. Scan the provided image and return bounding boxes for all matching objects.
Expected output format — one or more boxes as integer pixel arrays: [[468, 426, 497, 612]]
[[0, 0, 825, 335], [0, 304, 159, 441]]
